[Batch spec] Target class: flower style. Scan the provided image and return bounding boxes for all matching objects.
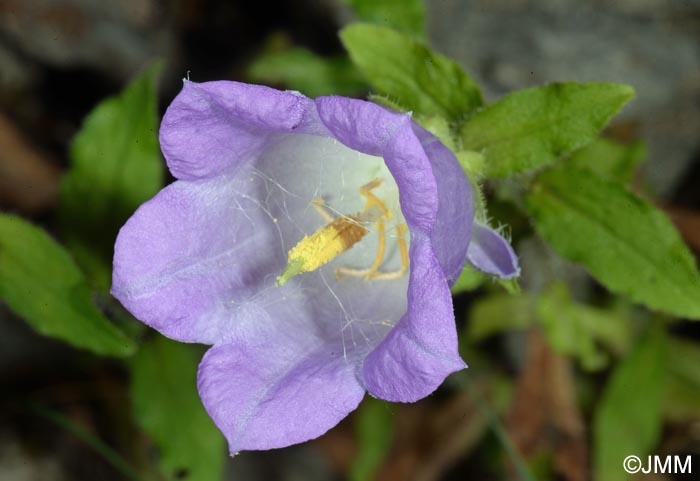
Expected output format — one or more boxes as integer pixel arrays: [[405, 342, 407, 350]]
[[112, 80, 518, 453]]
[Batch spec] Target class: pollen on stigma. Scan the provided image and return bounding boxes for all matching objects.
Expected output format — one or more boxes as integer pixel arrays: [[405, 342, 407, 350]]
[[275, 178, 409, 286]]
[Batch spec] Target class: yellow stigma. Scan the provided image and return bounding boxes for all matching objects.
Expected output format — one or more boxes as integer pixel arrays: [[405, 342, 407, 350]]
[[275, 214, 369, 286], [275, 178, 408, 286]]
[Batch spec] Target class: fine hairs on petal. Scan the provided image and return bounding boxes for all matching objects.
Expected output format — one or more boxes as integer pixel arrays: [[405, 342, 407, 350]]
[[466, 222, 520, 279]]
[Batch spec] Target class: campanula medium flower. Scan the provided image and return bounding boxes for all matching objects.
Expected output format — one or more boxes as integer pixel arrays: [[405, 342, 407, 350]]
[[111, 80, 519, 453]]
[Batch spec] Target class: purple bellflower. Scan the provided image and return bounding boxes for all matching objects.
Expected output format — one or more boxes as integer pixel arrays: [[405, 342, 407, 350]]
[[112, 80, 519, 453]]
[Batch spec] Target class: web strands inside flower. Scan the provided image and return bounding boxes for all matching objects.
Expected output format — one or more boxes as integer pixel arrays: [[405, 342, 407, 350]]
[[275, 177, 409, 286], [228, 134, 411, 361]]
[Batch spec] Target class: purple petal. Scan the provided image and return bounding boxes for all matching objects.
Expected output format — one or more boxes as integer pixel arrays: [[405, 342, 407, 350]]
[[111, 176, 284, 344], [315, 96, 410, 156], [116, 83, 480, 452], [362, 233, 466, 402], [381, 118, 439, 233], [410, 124, 473, 284], [160, 81, 322, 180], [315, 96, 473, 282], [308, 96, 474, 402], [198, 337, 365, 452], [466, 223, 520, 279], [316, 96, 437, 232]]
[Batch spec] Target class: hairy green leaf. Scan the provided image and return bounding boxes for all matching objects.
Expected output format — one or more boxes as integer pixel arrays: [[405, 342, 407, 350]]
[[451, 264, 486, 295], [248, 47, 365, 97], [527, 167, 700, 319], [593, 325, 667, 481], [455, 150, 486, 179], [341, 24, 482, 121], [419, 115, 455, 149], [349, 397, 394, 481], [0, 215, 134, 356], [341, 0, 425, 37], [460, 82, 634, 177], [59, 64, 163, 289], [130, 336, 224, 481], [367, 93, 406, 113], [568, 137, 645, 184]]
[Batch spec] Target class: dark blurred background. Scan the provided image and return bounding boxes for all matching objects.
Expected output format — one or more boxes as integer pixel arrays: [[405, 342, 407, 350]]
[[1, 1, 700, 480]]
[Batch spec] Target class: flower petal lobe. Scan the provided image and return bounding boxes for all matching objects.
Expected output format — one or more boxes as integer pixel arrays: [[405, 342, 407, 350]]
[[466, 223, 520, 279], [161, 81, 317, 180], [198, 339, 365, 452], [363, 234, 466, 402]]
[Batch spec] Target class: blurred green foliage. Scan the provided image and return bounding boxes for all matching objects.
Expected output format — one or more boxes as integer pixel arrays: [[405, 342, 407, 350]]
[[0, 214, 134, 356], [349, 397, 394, 481], [247, 0, 426, 99], [663, 338, 700, 421], [248, 41, 365, 97], [594, 325, 668, 481], [537, 283, 630, 370], [468, 292, 536, 341], [59, 63, 164, 291], [130, 336, 225, 481], [468, 284, 629, 371]]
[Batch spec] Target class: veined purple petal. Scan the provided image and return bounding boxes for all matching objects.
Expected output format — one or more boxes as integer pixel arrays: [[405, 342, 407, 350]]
[[160, 81, 323, 180], [314, 96, 471, 401], [381, 118, 439, 233], [316, 96, 410, 156], [111, 175, 284, 344], [197, 335, 365, 452], [362, 233, 466, 402], [315, 96, 474, 278], [410, 123, 473, 284], [466, 223, 520, 279]]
